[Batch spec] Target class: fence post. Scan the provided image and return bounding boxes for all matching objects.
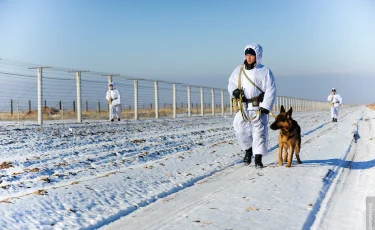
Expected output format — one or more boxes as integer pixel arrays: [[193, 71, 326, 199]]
[[61, 103, 64, 122], [287, 97, 290, 109], [10, 99, 13, 115], [230, 94, 233, 115], [73, 100, 76, 112], [200, 87, 204, 116], [134, 80, 138, 120], [304, 100, 306, 111], [275, 96, 278, 111], [16, 102, 20, 123], [29, 66, 50, 125], [296, 99, 299, 111], [97, 102, 100, 113], [173, 84, 177, 118], [108, 75, 112, 120], [37, 67, 44, 125], [285, 97, 288, 109], [307, 100, 311, 111], [187, 86, 191, 118], [306, 100, 310, 111], [154, 81, 159, 119], [274, 96, 277, 111], [221, 90, 224, 116], [44, 100, 46, 109], [59, 101, 62, 110], [76, 71, 82, 123], [28, 100, 31, 113], [211, 89, 215, 116], [291, 97, 294, 110]]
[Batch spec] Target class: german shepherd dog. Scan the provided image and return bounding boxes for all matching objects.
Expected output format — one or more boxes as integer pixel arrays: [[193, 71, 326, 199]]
[[270, 105, 302, 167]]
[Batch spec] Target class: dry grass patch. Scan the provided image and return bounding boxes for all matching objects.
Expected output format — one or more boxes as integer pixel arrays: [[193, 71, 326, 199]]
[[33, 189, 48, 195], [0, 162, 13, 169], [367, 104, 375, 110], [40, 177, 51, 183]]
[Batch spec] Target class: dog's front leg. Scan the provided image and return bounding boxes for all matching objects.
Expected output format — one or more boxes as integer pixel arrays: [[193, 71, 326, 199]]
[[286, 145, 295, 167], [278, 143, 283, 166], [283, 145, 289, 163]]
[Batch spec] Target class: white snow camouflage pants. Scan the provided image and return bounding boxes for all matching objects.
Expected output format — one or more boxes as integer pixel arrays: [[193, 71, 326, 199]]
[[233, 110, 269, 155], [110, 104, 121, 120], [331, 106, 339, 119]]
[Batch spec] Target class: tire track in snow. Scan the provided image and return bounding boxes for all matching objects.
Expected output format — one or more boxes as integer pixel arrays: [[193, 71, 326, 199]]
[[302, 115, 363, 230]]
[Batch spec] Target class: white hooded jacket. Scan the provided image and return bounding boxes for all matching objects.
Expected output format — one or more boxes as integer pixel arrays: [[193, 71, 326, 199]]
[[228, 43, 276, 111], [327, 94, 342, 108], [106, 84, 121, 106]]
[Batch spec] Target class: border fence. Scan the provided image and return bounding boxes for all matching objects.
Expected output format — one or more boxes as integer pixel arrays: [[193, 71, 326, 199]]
[[0, 58, 340, 125]]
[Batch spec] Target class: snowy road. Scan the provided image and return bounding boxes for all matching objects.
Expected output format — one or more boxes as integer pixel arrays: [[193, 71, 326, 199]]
[[102, 107, 371, 230], [0, 106, 373, 230]]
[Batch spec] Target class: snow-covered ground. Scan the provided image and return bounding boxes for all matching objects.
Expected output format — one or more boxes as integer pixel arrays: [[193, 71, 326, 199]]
[[0, 106, 373, 230]]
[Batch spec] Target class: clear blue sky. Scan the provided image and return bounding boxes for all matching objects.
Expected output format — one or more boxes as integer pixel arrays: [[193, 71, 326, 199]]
[[0, 0, 374, 104]]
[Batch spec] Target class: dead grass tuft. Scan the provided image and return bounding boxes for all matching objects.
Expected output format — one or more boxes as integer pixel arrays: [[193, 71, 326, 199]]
[[0, 162, 13, 169]]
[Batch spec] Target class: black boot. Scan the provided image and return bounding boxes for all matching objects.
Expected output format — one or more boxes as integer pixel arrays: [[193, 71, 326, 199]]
[[332, 118, 335, 122], [111, 119, 114, 122], [244, 148, 253, 165], [255, 154, 263, 168], [335, 118, 337, 122], [118, 118, 121, 121]]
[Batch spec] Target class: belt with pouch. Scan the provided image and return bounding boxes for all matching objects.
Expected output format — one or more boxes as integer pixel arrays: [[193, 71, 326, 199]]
[[248, 92, 265, 107]]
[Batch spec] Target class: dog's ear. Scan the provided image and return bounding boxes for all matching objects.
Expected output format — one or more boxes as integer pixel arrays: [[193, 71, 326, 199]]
[[286, 107, 293, 118], [280, 105, 285, 113]]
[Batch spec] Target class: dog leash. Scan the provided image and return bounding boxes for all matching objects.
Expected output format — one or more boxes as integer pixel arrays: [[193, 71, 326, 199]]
[[237, 65, 277, 122], [238, 99, 277, 122]]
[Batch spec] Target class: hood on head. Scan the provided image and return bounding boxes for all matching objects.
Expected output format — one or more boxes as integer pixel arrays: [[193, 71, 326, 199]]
[[109, 82, 114, 87], [243, 43, 263, 66]]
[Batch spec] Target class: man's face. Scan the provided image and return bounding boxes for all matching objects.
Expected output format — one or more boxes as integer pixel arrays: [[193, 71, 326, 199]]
[[110, 85, 114, 90], [245, 54, 256, 65], [332, 90, 336, 95]]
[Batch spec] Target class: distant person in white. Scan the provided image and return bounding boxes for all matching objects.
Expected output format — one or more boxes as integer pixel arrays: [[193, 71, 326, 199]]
[[106, 82, 121, 122], [327, 88, 342, 122]]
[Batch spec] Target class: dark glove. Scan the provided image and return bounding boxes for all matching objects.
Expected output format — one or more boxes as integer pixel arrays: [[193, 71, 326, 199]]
[[233, 89, 241, 99], [259, 107, 269, 114]]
